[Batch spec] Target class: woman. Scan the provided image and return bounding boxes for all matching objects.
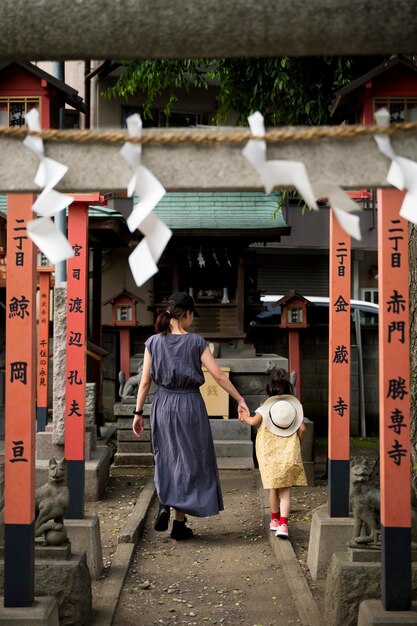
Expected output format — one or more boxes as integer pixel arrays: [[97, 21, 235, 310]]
[[133, 291, 249, 540]]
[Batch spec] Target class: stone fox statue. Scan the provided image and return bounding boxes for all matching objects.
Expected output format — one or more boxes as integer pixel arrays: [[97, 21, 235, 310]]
[[349, 457, 380, 545], [118, 359, 143, 401], [35, 457, 69, 542]]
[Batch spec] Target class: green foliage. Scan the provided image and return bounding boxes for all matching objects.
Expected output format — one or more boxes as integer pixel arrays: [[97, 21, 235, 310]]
[[106, 56, 384, 126], [106, 60, 211, 121]]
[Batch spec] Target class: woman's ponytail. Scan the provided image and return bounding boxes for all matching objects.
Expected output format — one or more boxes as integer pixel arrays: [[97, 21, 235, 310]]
[[155, 305, 185, 334]]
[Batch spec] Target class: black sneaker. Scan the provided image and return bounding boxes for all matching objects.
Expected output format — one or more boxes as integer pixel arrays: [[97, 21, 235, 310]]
[[170, 519, 194, 540], [154, 504, 170, 531]]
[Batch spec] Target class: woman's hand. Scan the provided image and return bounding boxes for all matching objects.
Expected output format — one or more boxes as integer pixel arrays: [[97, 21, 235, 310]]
[[237, 397, 250, 419], [133, 414, 145, 439], [238, 408, 250, 423]]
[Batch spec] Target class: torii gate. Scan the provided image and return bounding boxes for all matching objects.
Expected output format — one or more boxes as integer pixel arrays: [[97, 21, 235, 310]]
[[0, 3, 417, 624]]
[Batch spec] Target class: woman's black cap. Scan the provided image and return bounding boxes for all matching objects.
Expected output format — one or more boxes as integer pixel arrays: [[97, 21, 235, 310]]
[[167, 291, 200, 317]]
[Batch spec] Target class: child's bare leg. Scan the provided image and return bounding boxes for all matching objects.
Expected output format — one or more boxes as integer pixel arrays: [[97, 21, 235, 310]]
[[278, 487, 291, 518], [269, 488, 280, 515]]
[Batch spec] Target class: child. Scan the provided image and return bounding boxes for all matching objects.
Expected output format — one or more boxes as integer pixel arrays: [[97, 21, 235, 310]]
[[239, 368, 307, 538]]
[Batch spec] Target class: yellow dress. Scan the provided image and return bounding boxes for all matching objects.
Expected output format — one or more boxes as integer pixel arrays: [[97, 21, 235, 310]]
[[255, 407, 307, 489]]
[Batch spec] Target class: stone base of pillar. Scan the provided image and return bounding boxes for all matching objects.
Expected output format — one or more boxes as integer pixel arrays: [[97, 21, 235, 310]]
[[0, 552, 92, 625], [358, 599, 417, 626], [64, 516, 103, 579], [0, 596, 59, 625], [307, 509, 354, 580], [36, 446, 111, 501], [324, 552, 417, 626]]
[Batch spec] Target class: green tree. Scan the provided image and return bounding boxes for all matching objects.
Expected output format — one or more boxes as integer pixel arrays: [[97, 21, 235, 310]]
[[107, 56, 383, 125]]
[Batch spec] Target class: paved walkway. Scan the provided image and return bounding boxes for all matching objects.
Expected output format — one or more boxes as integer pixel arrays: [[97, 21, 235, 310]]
[[92, 469, 321, 626]]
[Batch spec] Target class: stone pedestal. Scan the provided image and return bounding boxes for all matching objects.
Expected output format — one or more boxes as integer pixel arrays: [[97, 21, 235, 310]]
[[113, 409, 254, 469], [116, 354, 292, 470], [36, 426, 93, 460], [65, 515, 103, 579], [113, 404, 153, 467], [307, 509, 354, 580], [210, 418, 253, 469], [0, 596, 59, 625], [0, 552, 92, 626], [358, 599, 417, 625], [36, 446, 111, 501], [324, 551, 417, 626]]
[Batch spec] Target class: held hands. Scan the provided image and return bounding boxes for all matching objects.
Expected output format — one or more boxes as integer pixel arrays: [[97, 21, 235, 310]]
[[238, 408, 251, 424], [132, 414, 145, 439], [237, 398, 250, 422]]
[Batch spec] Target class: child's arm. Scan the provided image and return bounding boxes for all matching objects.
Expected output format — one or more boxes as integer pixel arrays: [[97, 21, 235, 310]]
[[239, 410, 262, 427], [297, 421, 306, 443]]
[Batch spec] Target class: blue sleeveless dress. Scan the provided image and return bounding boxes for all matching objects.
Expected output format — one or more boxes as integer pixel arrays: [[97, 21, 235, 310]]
[[145, 332, 224, 517]]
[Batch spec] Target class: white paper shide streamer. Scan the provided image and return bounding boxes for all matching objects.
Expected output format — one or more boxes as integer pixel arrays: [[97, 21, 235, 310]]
[[374, 108, 417, 223], [242, 112, 362, 240], [120, 114, 172, 286], [23, 108, 74, 264]]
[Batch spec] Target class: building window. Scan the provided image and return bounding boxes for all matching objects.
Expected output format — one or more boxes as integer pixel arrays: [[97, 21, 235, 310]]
[[121, 105, 209, 128], [158, 110, 207, 127], [0, 97, 40, 127], [361, 288, 378, 305], [374, 98, 417, 123]]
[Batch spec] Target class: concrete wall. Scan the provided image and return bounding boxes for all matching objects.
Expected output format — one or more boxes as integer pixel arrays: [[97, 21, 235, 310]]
[[101, 248, 154, 327]]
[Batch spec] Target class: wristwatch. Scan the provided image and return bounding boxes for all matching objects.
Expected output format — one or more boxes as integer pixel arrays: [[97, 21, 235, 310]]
[[133, 409, 144, 416]]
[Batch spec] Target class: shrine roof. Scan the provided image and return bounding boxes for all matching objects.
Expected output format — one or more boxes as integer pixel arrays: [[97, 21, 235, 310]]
[[0, 191, 290, 245], [330, 55, 417, 116], [150, 192, 288, 232], [0, 62, 86, 112]]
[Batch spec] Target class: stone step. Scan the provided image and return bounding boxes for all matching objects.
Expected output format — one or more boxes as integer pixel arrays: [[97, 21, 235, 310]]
[[113, 452, 154, 467], [114, 403, 152, 418], [113, 452, 255, 470], [118, 430, 151, 442], [117, 441, 152, 453], [209, 419, 251, 440], [216, 457, 254, 469], [115, 439, 252, 456], [213, 440, 253, 457], [118, 417, 150, 430]]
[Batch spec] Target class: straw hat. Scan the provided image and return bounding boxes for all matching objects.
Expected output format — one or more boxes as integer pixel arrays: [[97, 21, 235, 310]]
[[262, 395, 304, 437]]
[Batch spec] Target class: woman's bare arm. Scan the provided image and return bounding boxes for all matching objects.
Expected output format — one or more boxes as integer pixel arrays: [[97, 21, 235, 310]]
[[133, 348, 152, 438], [200, 346, 249, 415]]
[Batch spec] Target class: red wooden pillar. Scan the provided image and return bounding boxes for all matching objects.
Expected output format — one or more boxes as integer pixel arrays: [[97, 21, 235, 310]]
[[119, 327, 131, 380], [377, 189, 411, 610], [4, 194, 37, 606], [36, 269, 51, 432], [328, 210, 351, 517], [288, 329, 301, 400], [65, 201, 88, 519]]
